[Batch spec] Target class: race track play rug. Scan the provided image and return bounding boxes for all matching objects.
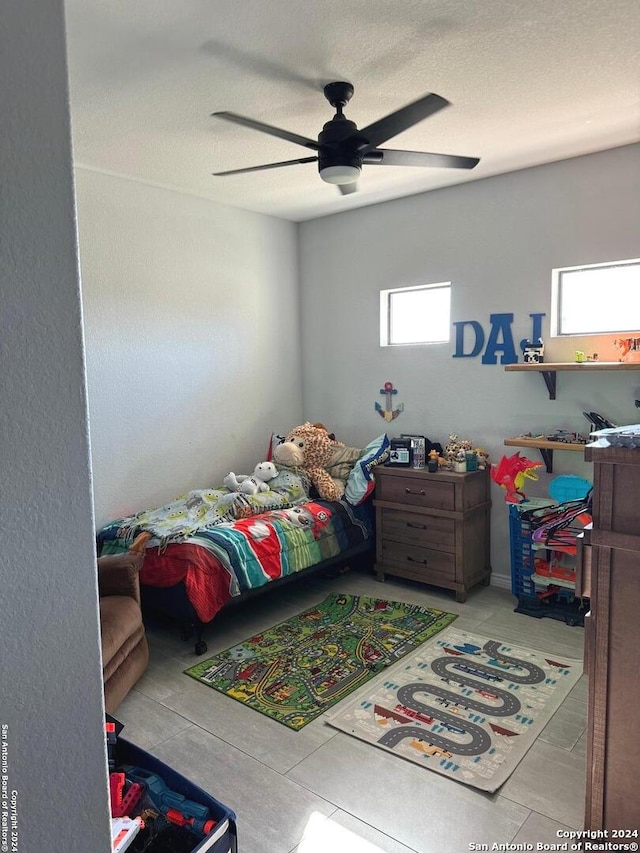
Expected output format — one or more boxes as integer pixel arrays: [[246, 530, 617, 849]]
[[326, 626, 582, 791], [184, 593, 457, 730]]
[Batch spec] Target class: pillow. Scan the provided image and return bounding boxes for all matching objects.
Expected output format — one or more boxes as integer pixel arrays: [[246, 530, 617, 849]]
[[344, 434, 390, 505], [325, 444, 363, 481]]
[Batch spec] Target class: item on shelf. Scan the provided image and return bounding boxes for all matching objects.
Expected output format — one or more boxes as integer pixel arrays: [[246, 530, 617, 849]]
[[427, 449, 439, 473], [583, 411, 617, 431], [522, 337, 544, 364], [575, 351, 599, 363], [614, 335, 640, 362], [545, 429, 588, 444]]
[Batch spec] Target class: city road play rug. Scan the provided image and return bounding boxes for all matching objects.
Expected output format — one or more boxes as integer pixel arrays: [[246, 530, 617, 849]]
[[327, 627, 581, 791], [184, 593, 457, 730]]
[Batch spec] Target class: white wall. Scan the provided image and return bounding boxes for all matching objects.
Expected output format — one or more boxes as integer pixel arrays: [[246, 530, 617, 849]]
[[0, 3, 111, 851], [75, 169, 302, 527], [299, 143, 640, 584]]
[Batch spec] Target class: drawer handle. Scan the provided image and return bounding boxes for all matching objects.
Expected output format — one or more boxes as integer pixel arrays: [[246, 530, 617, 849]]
[[405, 488, 426, 496], [406, 522, 427, 530], [407, 556, 428, 565]]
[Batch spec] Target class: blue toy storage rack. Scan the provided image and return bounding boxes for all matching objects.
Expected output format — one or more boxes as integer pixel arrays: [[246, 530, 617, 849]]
[[509, 497, 586, 627]]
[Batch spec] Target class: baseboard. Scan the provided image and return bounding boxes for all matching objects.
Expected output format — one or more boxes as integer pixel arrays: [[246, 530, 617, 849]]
[[490, 573, 512, 591]]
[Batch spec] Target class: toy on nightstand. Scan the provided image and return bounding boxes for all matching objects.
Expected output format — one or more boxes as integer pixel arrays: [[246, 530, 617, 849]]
[[427, 449, 440, 473], [454, 449, 467, 472], [475, 448, 490, 470], [444, 434, 474, 470]]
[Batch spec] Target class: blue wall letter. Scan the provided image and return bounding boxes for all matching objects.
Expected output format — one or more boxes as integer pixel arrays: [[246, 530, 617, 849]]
[[452, 321, 485, 358], [519, 313, 546, 352], [482, 313, 518, 364]]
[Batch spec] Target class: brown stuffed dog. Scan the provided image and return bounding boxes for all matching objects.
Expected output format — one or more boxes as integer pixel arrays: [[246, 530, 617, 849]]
[[273, 422, 344, 501]]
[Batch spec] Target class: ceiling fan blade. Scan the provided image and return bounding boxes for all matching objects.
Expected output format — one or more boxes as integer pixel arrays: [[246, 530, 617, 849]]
[[213, 156, 318, 176], [363, 149, 480, 170], [338, 182, 358, 195], [356, 93, 450, 150], [212, 111, 319, 151]]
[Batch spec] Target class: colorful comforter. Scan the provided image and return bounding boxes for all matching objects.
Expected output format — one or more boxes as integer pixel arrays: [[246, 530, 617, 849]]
[[104, 468, 311, 548], [97, 497, 374, 624]]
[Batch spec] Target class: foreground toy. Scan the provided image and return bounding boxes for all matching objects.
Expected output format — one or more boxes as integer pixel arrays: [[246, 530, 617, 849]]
[[123, 766, 212, 831], [224, 461, 278, 495], [273, 422, 344, 500], [490, 452, 543, 503]]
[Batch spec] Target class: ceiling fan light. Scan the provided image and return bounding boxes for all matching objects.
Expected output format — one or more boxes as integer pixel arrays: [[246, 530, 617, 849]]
[[319, 164, 361, 185]]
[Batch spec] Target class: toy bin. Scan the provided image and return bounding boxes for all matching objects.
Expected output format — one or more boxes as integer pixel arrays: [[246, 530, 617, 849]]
[[508, 497, 556, 598], [508, 498, 586, 626], [117, 737, 238, 853]]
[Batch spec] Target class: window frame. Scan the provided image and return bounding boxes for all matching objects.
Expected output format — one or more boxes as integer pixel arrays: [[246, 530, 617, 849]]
[[551, 258, 640, 337], [380, 281, 452, 347]]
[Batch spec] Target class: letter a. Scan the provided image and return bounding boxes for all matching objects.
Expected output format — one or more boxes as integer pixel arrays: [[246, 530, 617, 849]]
[[482, 313, 518, 364]]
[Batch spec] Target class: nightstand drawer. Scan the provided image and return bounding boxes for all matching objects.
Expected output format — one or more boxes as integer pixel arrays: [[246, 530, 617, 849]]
[[381, 509, 456, 549], [377, 474, 455, 510], [379, 540, 456, 580]]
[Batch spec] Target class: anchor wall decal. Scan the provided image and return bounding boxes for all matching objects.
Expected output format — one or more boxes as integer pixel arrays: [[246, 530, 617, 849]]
[[375, 381, 404, 421]]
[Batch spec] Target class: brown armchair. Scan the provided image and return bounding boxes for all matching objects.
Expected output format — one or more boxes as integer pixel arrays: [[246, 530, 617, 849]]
[[98, 534, 150, 713]]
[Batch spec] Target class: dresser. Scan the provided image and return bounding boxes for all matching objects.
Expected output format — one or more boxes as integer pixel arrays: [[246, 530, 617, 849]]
[[373, 466, 491, 602], [579, 444, 640, 831]]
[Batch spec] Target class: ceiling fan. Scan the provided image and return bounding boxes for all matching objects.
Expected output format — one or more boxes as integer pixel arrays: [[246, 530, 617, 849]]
[[212, 82, 480, 195]]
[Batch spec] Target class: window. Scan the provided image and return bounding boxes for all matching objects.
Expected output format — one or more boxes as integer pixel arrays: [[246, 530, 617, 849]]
[[380, 282, 451, 346], [552, 258, 640, 336]]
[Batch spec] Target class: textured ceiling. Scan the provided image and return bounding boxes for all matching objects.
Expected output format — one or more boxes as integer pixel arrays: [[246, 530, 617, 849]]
[[64, 0, 640, 222]]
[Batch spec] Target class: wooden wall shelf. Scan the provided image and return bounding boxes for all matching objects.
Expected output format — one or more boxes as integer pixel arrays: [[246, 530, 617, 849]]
[[504, 436, 587, 473], [504, 362, 640, 400]]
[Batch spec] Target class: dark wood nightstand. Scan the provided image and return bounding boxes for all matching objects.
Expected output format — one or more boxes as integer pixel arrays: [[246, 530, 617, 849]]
[[373, 466, 491, 602]]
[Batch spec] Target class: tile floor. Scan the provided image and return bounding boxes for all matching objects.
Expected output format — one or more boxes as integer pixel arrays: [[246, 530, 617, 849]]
[[116, 568, 587, 853]]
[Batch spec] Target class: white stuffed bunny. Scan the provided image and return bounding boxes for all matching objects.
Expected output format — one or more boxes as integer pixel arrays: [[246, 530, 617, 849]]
[[224, 461, 278, 495]]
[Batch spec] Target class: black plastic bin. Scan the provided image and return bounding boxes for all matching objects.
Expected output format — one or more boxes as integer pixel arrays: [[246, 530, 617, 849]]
[[116, 737, 238, 853]]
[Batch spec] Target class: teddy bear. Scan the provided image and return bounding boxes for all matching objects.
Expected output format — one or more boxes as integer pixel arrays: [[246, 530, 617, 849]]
[[273, 422, 344, 501], [224, 461, 278, 495]]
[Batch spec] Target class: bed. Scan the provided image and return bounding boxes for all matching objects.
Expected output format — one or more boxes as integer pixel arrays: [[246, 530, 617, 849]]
[[97, 435, 387, 653]]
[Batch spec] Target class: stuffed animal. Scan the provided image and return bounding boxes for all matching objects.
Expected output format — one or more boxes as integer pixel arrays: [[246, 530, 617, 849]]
[[224, 461, 278, 495], [475, 448, 490, 470], [273, 422, 344, 500]]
